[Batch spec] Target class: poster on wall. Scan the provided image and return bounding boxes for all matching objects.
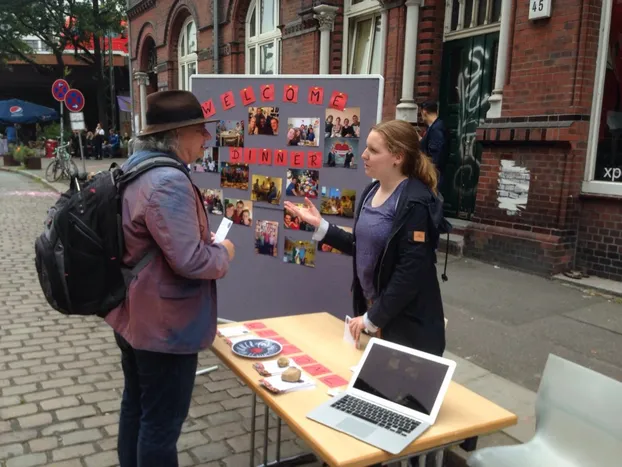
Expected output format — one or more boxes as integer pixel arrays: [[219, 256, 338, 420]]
[[190, 75, 383, 321]]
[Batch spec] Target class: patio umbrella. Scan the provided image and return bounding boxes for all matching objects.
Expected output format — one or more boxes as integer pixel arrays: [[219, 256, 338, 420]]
[[0, 99, 59, 125]]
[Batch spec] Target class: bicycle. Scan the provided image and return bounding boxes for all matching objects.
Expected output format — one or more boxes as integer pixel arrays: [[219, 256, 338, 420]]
[[45, 142, 78, 183]]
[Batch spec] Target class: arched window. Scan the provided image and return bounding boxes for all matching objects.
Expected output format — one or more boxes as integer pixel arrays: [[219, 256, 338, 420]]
[[178, 17, 197, 90], [246, 0, 281, 74]]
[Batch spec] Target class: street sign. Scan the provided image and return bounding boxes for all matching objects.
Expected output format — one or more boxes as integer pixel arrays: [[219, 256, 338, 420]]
[[52, 79, 69, 102], [69, 112, 86, 131], [64, 89, 85, 112]]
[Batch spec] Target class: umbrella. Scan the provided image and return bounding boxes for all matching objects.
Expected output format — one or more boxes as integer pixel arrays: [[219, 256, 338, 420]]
[[0, 99, 59, 125]]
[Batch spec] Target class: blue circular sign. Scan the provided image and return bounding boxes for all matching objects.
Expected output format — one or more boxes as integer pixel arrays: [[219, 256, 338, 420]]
[[64, 89, 85, 112], [52, 79, 69, 101]]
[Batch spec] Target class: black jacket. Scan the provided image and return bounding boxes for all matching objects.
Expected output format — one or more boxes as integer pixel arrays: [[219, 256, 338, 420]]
[[420, 119, 448, 174], [322, 178, 446, 356]]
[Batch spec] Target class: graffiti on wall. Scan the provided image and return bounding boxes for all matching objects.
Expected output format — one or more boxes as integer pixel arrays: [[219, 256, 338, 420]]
[[497, 160, 530, 215], [453, 45, 490, 198]]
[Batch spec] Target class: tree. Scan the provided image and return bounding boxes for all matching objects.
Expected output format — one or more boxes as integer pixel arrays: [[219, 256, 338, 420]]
[[0, 0, 125, 132]]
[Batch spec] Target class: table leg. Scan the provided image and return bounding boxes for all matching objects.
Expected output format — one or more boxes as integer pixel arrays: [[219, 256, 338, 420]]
[[263, 405, 270, 467], [434, 450, 443, 467], [250, 393, 257, 467], [276, 417, 282, 462], [418, 455, 426, 467]]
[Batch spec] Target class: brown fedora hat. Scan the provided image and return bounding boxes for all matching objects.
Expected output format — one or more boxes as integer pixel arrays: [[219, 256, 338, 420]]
[[139, 90, 219, 136]]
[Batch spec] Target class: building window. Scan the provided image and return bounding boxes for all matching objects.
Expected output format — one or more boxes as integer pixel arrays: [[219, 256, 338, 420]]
[[178, 17, 197, 91], [444, 0, 502, 40], [343, 0, 384, 74], [246, 0, 281, 74], [584, 0, 622, 195]]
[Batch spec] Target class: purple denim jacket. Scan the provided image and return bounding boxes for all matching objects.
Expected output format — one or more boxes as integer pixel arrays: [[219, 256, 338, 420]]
[[105, 160, 229, 354]]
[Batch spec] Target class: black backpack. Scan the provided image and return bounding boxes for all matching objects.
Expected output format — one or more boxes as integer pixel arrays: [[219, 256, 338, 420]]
[[34, 153, 189, 318]]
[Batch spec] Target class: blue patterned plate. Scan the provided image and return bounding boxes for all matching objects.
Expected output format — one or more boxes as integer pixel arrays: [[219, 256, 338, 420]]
[[232, 338, 283, 359]]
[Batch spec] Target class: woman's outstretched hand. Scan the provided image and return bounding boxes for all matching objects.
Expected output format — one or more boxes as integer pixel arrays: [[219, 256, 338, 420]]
[[284, 198, 322, 228]]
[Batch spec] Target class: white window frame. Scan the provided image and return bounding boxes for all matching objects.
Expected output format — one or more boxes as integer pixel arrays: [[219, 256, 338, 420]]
[[245, 0, 281, 75], [341, 0, 386, 74], [178, 17, 198, 91], [583, 0, 622, 196], [444, 0, 501, 42]]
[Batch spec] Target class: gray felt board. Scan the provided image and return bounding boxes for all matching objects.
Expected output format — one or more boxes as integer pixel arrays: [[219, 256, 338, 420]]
[[190, 75, 384, 322]]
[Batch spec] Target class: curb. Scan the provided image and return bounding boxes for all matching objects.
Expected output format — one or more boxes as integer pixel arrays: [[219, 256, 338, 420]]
[[0, 166, 63, 194]]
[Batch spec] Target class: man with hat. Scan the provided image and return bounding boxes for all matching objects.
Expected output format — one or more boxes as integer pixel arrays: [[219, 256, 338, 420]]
[[105, 90, 235, 467]]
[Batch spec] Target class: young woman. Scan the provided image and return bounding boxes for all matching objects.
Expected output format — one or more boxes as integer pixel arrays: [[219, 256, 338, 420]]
[[285, 119, 445, 356]]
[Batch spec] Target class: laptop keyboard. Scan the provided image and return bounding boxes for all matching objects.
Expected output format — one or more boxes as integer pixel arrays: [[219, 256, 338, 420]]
[[331, 394, 420, 436]]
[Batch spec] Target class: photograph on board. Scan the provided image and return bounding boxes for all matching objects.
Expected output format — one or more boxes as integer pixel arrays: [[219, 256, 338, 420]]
[[224, 198, 253, 227], [283, 237, 316, 268], [255, 220, 279, 257], [193, 147, 220, 173], [283, 206, 315, 232], [323, 138, 358, 169], [320, 186, 356, 219], [325, 108, 360, 139], [251, 174, 282, 205], [319, 226, 353, 254], [216, 120, 245, 147], [200, 189, 224, 216], [220, 162, 250, 190], [248, 107, 280, 135], [286, 118, 320, 147], [285, 169, 319, 198]]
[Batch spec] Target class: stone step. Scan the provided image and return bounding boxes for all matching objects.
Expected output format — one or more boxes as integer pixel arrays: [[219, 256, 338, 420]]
[[439, 233, 464, 257], [447, 217, 471, 236]]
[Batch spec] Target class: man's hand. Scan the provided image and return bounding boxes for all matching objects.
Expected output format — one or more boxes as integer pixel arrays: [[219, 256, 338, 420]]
[[221, 239, 235, 261], [348, 316, 366, 346]]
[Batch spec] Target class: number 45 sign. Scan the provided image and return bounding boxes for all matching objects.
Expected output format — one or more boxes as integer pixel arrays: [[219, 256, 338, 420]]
[[529, 0, 551, 20]]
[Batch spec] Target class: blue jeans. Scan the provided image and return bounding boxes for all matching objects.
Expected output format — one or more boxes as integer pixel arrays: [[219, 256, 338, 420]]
[[114, 333, 198, 467]]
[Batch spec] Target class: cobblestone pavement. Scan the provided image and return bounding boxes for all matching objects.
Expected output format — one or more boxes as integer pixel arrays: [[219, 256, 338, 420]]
[[0, 171, 321, 467]]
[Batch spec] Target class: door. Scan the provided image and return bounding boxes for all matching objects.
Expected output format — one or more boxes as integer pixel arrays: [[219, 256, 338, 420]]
[[439, 32, 498, 218]]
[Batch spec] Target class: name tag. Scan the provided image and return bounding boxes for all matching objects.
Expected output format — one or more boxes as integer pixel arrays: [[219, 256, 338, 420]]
[[413, 231, 426, 242]]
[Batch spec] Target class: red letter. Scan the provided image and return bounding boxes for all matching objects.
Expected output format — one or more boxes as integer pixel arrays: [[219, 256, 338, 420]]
[[220, 91, 235, 110], [290, 151, 304, 168], [307, 151, 322, 168], [201, 99, 216, 118], [240, 87, 256, 106], [230, 147, 243, 163], [307, 87, 324, 105], [259, 148, 272, 165], [244, 148, 257, 164], [283, 85, 299, 103], [328, 91, 348, 111], [275, 149, 288, 166], [261, 84, 274, 102]]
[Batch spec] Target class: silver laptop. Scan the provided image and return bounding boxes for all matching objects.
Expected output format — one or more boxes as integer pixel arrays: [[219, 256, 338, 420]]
[[306, 337, 456, 455]]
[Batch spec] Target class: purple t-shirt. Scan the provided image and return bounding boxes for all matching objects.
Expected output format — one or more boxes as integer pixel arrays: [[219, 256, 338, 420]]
[[355, 180, 407, 301]]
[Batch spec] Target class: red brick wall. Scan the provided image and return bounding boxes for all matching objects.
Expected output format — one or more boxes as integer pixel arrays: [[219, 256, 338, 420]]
[[502, 0, 600, 116], [415, 0, 445, 103], [576, 197, 622, 281]]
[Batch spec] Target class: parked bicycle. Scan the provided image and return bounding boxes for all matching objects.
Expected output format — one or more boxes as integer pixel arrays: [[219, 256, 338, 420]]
[[45, 142, 78, 183]]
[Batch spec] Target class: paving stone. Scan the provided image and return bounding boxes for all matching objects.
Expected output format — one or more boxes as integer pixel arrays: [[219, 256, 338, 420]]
[[178, 451, 195, 467], [189, 403, 223, 419], [61, 428, 103, 446], [41, 421, 80, 436], [204, 379, 241, 393], [23, 389, 60, 403], [55, 405, 97, 421], [177, 431, 210, 451], [1, 384, 38, 397], [203, 420, 248, 442], [0, 403, 38, 419], [18, 412, 53, 429], [0, 395, 22, 408], [221, 394, 254, 411], [84, 451, 117, 467], [40, 378, 74, 390], [79, 391, 118, 404], [207, 410, 243, 426], [0, 443, 25, 460], [80, 413, 118, 429], [29, 436, 59, 452], [40, 396, 80, 411], [5, 453, 47, 467], [191, 441, 232, 463], [52, 443, 96, 461]]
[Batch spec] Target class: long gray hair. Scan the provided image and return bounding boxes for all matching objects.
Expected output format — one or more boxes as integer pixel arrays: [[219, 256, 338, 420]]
[[129, 130, 179, 155]]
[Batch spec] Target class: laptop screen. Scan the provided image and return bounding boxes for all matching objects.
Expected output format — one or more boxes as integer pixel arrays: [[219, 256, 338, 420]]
[[352, 344, 450, 415]]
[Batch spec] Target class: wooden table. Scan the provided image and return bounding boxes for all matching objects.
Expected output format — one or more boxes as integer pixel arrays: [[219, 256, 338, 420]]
[[211, 312, 518, 467]]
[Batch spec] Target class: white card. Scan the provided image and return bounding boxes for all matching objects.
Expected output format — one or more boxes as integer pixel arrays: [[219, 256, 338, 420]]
[[213, 217, 233, 243], [343, 315, 358, 348], [217, 326, 251, 338]]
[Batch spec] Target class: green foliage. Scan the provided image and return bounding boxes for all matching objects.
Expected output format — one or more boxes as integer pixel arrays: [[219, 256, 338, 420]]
[[42, 122, 72, 142], [11, 144, 36, 162]]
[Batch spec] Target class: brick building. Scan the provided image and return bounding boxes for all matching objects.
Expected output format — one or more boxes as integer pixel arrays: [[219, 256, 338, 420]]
[[127, 0, 622, 282]]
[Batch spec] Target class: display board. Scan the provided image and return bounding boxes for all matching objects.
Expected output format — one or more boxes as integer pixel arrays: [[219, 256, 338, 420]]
[[190, 75, 384, 322]]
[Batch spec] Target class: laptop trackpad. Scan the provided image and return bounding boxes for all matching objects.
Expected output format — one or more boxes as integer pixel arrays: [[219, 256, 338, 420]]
[[337, 418, 375, 438]]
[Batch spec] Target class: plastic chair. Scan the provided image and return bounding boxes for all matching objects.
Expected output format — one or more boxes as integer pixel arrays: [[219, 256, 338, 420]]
[[467, 354, 622, 467]]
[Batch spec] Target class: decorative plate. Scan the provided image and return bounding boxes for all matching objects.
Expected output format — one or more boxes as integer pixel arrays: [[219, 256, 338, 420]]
[[232, 338, 283, 359]]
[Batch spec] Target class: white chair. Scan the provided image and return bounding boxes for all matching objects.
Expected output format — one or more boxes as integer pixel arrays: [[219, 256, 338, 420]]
[[467, 354, 622, 467]]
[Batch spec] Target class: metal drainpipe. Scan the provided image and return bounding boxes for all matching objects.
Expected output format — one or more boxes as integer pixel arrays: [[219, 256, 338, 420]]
[[213, 0, 219, 74]]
